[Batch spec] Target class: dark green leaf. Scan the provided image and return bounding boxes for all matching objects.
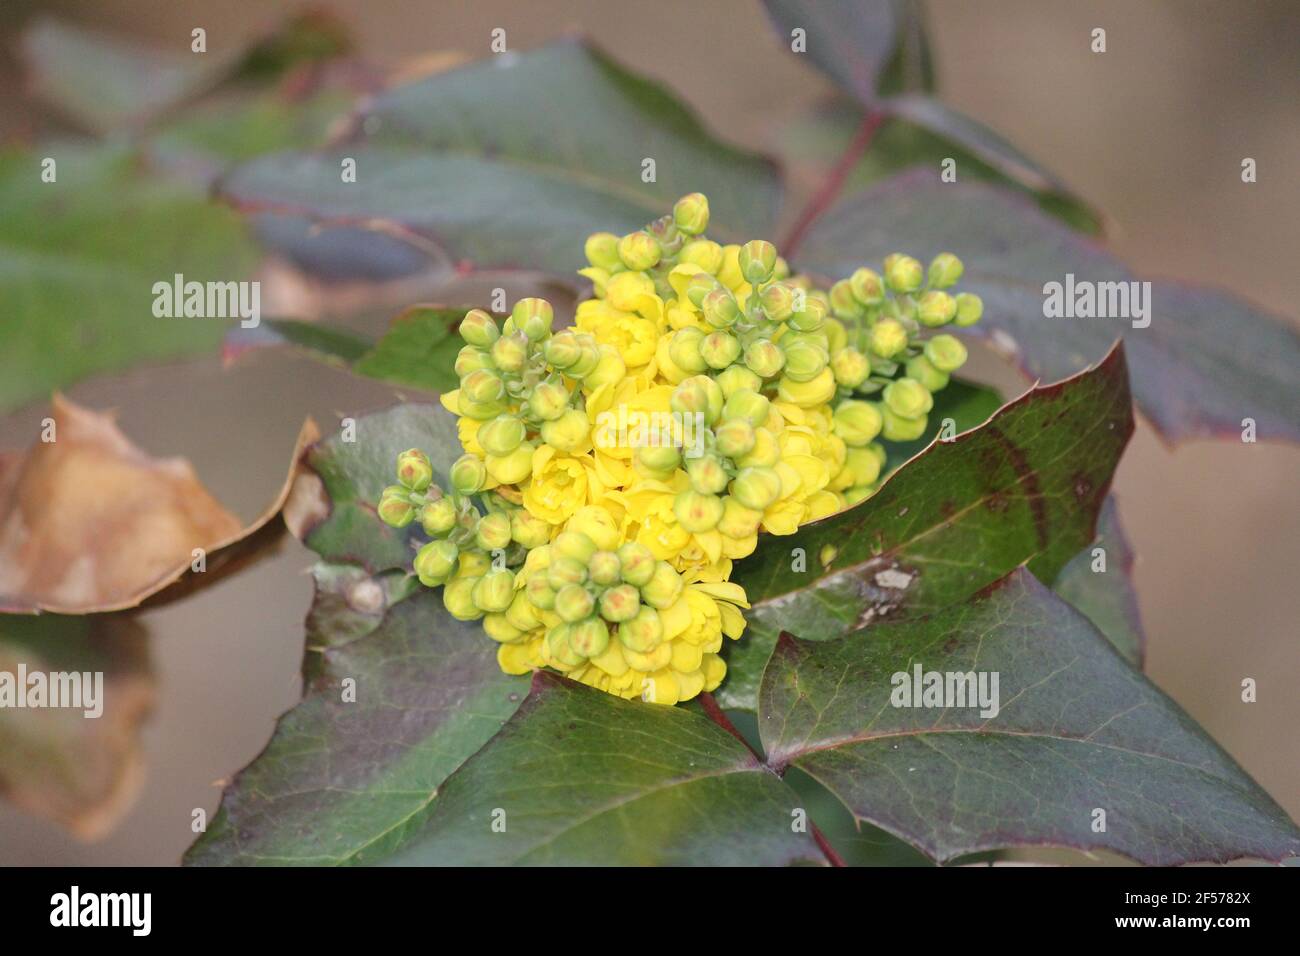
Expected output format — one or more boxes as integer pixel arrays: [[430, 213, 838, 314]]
[[262, 318, 373, 366], [719, 345, 1132, 710], [760, 0, 909, 103], [795, 171, 1300, 442], [184, 582, 526, 866], [386, 672, 825, 866], [0, 145, 258, 413], [295, 403, 460, 571], [759, 568, 1300, 865], [1054, 497, 1145, 667], [219, 39, 781, 275]]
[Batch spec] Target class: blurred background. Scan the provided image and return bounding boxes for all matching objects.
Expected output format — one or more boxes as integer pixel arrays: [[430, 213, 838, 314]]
[[0, 0, 1295, 864]]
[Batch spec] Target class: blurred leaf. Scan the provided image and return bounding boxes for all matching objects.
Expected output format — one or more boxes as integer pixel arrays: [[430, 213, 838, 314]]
[[260, 318, 373, 367], [219, 39, 782, 276], [759, 568, 1300, 865], [779, 99, 1099, 234], [385, 672, 825, 866], [0, 614, 153, 838], [0, 395, 316, 614], [760, 0, 913, 103], [795, 171, 1300, 442], [286, 403, 460, 573], [1054, 497, 1145, 667], [719, 345, 1133, 710], [20, 12, 352, 134], [0, 145, 260, 413], [184, 580, 526, 866]]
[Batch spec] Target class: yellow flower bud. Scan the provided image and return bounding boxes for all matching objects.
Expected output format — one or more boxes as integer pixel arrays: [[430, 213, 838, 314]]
[[475, 512, 513, 552], [511, 297, 554, 341], [588, 550, 622, 586], [459, 309, 500, 348], [906, 354, 950, 392], [927, 252, 964, 289], [714, 418, 756, 458], [883, 253, 924, 293], [673, 192, 710, 235], [777, 367, 836, 407], [544, 331, 582, 369], [478, 415, 525, 456], [414, 539, 458, 585], [555, 530, 598, 565], [781, 339, 828, 383], [686, 455, 730, 494], [599, 584, 641, 623], [700, 331, 741, 369], [619, 606, 664, 652], [619, 230, 661, 271], [730, 466, 782, 510], [641, 561, 684, 609], [701, 287, 741, 328], [671, 374, 724, 425], [850, 267, 885, 306], [868, 318, 910, 359], [585, 232, 622, 271], [617, 542, 656, 587], [378, 486, 416, 528], [473, 568, 516, 613], [759, 282, 796, 322], [668, 327, 709, 374], [568, 505, 621, 551], [455, 345, 493, 378], [722, 389, 770, 427], [718, 496, 762, 538], [831, 347, 871, 388], [829, 280, 865, 320], [674, 489, 724, 532], [526, 574, 557, 610], [511, 508, 552, 549], [954, 292, 983, 327], [925, 333, 968, 372], [396, 448, 433, 492], [917, 290, 957, 327], [833, 400, 884, 446], [879, 404, 928, 442], [541, 408, 591, 453], [569, 618, 611, 658], [844, 446, 883, 487], [635, 443, 681, 475], [555, 583, 596, 623], [444, 577, 484, 621], [585, 345, 627, 390], [715, 364, 761, 398], [528, 380, 571, 421], [461, 368, 506, 404], [547, 554, 588, 590], [883, 378, 934, 419], [735, 427, 780, 468], [680, 238, 724, 274], [420, 497, 457, 535], [450, 454, 487, 495], [743, 339, 785, 378], [738, 240, 777, 284]]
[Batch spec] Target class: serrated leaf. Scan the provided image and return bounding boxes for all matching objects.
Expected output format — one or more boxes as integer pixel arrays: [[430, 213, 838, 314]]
[[795, 171, 1300, 442], [184, 583, 527, 866], [218, 39, 781, 275], [719, 345, 1132, 710], [1054, 497, 1145, 667], [290, 403, 460, 572], [759, 568, 1300, 865], [0, 145, 258, 414], [385, 671, 825, 866]]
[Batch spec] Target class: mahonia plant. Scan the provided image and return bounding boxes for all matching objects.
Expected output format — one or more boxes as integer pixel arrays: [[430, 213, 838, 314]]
[[378, 193, 982, 705]]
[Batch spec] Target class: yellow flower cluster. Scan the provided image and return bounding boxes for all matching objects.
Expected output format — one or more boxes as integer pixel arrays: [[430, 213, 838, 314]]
[[380, 192, 981, 705]]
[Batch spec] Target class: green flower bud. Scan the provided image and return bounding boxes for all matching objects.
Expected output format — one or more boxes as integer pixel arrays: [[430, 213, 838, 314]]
[[917, 290, 957, 328], [455, 345, 493, 378], [528, 380, 571, 421], [823, 316, 848, 353], [684, 272, 719, 308], [526, 574, 556, 610], [505, 591, 541, 632], [868, 318, 910, 359], [540, 408, 591, 453], [472, 568, 515, 613], [486, 442, 534, 485], [377, 486, 416, 528], [585, 345, 627, 391], [668, 328, 709, 374], [680, 238, 724, 274], [927, 253, 964, 289], [616, 542, 655, 588], [715, 364, 761, 399], [421, 497, 458, 535], [554, 582, 596, 623], [640, 561, 684, 610], [953, 292, 984, 327], [570, 339, 604, 380], [923, 333, 968, 374], [781, 339, 828, 383], [717, 496, 762, 539], [829, 279, 865, 320], [545, 623, 584, 667], [731, 466, 782, 510], [479, 415, 526, 456], [671, 374, 724, 425], [635, 442, 682, 475], [880, 405, 928, 442], [844, 446, 883, 487], [850, 267, 885, 306], [738, 240, 777, 284], [511, 509, 552, 549], [599, 583, 641, 623], [618, 230, 661, 271], [700, 288, 740, 329], [619, 606, 664, 652], [735, 427, 780, 468], [544, 331, 583, 369], [459, 309, 500, 348], [905, 354, 950, 392], [673, 192, 710, 236], [396, 448, 433, 492], [461, 368, 506, 404], [443, 576, 483, 620], [883, 377, 934, 419], [414, 539, 459, 585], [450, 454, 487, 495], [588, 550, 622, 586], [585, 231, 623, 271], [883, 254, 924, 293], [722, 389, 771, 427], [475, 511, 513, 551], [743, 338, 785, 378], [760, 282, 797, 322], [489, 332, 527, 373], [554, 530, 597, 564], [832, 400, 884, 447], [686, 455, 730, 495], [830, 347, 871, 388], [788, 297, 827, 332], [674, 489, 724, 532], [569, 617, 611, 658], [700, 331, 741, 370], [511, 298, 554, 341], [714, 418, 756, 459]]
